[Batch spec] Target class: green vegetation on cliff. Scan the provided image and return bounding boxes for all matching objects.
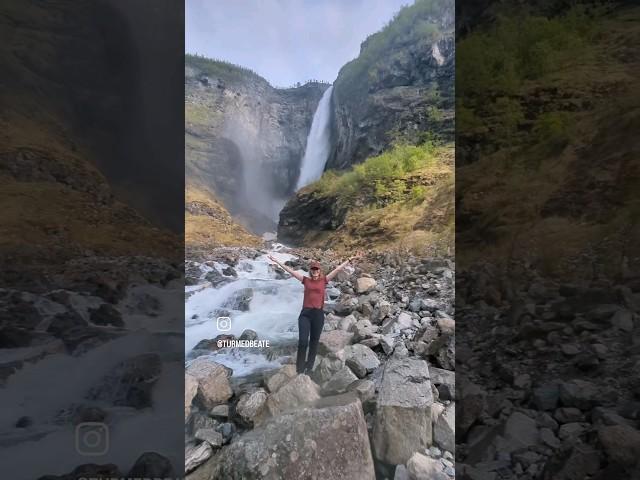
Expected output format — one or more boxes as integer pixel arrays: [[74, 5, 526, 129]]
[[456, 4, 640, 277], [290, 142, 454, 256], [335, 0, 451, 102], [185, 54, 267, 86]]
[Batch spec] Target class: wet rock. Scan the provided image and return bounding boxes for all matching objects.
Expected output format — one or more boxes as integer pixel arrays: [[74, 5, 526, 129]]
[[222, 288, 253, 311], [372, 357, 433, 465], [239, 329, 258, 341], [87, 353, 161, 409]]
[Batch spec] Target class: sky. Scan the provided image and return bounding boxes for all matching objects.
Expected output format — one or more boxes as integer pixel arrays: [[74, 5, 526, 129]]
[[186, 0, 411, 87]]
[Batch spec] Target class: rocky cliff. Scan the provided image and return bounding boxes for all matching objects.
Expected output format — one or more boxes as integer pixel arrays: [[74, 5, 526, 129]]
[[185, 55, 329, 235], [327, 0, 454, 170]]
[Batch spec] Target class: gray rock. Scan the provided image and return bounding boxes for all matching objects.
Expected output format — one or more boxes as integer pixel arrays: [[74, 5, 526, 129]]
[[185, 442, 212, 473], [345, 344, 380, 378], [434, 403, 455, 453], [236, 388, 268, 425], [501, 411, 538, 450], [266, 374, 320, 417], [357, 277, 377, 294], [186, 358, 233, 409], [558, 379, 599, 410], [372, 357, 433, 465], [195, 428, 224, 447], [348, 379, 376, 403], [264, 364, 297, 393], [322, 366, 359, 395], [206, 394, 376, 479], [429, 366, 455, 401], [407, 452, 448, 480], [394, 464, 410, 480], [318, 330, 353, 357]]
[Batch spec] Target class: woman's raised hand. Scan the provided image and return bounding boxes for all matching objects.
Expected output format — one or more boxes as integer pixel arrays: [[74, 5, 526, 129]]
[[267, 254, 278, 264]]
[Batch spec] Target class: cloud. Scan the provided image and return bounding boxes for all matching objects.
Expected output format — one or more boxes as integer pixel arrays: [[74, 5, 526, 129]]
[[186, 0, 411, 87]]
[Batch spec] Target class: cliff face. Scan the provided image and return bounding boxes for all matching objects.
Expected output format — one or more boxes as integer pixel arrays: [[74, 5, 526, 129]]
[[185, 56, 329, 234], [327, 0, 455, 170], [0, 0, 182, 266]]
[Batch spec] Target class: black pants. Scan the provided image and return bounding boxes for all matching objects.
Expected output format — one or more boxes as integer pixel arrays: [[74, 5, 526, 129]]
[[296, 307, 324, 374]]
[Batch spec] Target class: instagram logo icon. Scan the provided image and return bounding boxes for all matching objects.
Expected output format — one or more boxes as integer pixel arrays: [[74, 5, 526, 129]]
[[75, 422, 109, 456], [217, 316, 231, 331]]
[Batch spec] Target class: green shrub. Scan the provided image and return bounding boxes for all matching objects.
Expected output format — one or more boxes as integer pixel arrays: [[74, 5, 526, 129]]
[[532, 111, 572, 151]]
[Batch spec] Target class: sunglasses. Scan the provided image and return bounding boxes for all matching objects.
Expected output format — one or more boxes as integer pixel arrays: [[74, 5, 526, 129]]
[[310, 267, 320, 271]]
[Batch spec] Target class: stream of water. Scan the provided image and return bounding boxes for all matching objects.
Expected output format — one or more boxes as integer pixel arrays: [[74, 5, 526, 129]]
[[185, 246, 320, 378]]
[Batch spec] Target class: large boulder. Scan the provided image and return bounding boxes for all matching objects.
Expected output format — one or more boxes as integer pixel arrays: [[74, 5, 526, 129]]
[[345, 344, 381, 378], [265, 374, 320, 418], [206, 394, 376, 479], [372, 357, 434, 465], [186, 358, 233, 409]]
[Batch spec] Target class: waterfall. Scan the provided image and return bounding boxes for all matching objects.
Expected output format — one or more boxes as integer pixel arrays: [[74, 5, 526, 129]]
[[295, 86, 334, 190]]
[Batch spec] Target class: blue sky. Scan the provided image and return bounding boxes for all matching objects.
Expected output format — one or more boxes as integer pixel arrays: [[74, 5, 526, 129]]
[[186, 0, 411, 87]]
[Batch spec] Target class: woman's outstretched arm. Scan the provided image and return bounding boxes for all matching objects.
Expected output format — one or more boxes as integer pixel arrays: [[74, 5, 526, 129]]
[[326, 252, 364, 281], [268, 255, 305, 282]]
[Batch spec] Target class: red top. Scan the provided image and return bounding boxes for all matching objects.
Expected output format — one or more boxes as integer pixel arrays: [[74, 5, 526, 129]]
[[302, 275, 328, 309]]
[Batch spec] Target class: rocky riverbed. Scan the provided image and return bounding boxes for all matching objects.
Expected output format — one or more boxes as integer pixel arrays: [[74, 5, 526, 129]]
[[0, 256, 184, 479], [184, 245, 455, 479], [455, 264, 640, 479]]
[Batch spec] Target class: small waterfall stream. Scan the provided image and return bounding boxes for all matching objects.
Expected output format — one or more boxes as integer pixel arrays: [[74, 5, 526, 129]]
[[295, 85, 334, 190]]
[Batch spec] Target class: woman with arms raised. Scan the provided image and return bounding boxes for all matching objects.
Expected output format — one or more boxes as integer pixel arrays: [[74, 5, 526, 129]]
[[268, 253, 362, 374]]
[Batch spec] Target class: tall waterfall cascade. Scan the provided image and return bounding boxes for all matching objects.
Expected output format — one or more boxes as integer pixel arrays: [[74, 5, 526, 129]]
[[295, 86, 334, 190]]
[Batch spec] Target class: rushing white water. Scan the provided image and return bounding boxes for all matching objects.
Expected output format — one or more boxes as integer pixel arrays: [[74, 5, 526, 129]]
[[185, 246, 338, 378], [295, 86, 334, 190]]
